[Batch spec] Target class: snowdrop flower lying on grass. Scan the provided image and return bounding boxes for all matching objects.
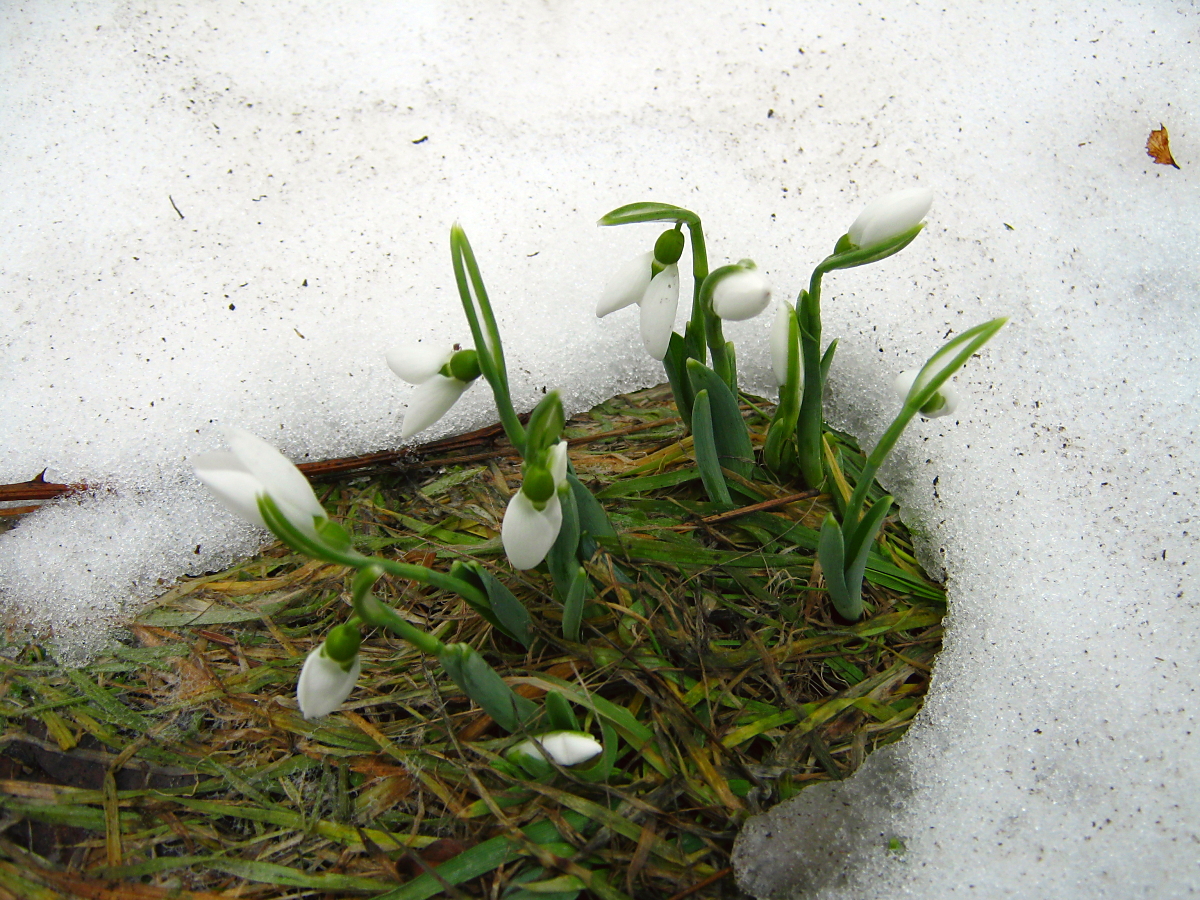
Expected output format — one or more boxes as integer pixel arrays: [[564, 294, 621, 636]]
[[296, 623, 362, 719], [508, 731, 603, 767], [387, 343, 482, 439], [596, 229, 686, 360], [895, 369, 960, 418], [193, 427, 327, 535], [502, 440, 569, 570]]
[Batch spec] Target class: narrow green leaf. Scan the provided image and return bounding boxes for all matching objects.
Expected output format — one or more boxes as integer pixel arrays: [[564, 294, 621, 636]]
[[818, 514, 861, 620], [568, 475, 614, 539], [562, 566, 588, 643], [452, 561, 533, 647], [843, 495, 894, 613], [661, 330, 694, 429], [547, 483, 582, 597], [438, 644, 539, 733], [544, 691, 580, 733], [374, 813, 592, 900], [820, 338, 838, 383], [690, 389, 733, 507], [685, 359, 754, 478]]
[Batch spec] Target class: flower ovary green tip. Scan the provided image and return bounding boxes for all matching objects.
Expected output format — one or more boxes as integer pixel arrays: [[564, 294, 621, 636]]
[[522, 464, 556, 506], [324, 624, 361, 667], [654, 228, 685, 265], [447, 348, 482, 382]]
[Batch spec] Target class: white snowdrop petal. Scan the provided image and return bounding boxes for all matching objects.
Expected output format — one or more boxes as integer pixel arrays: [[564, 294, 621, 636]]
[[223, 428, 326, 525], [401, 375, 469, 439], [192, 452, 269, 529], [712, 269, 771, 321], [638, 264, 679, 360], [848, 187, 933, 248], [387, 343, 454, 384], [501, 490, 563, 570], [511, 731, 603, 766], [597, 251, 654, 317], [297, 648, 361, 719]]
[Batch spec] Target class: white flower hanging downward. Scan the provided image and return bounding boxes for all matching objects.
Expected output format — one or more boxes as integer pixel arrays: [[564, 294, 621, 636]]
[[596, 228, 686, 361], [193, 427, 327, 534], [711, 266, 772, 321], [296, 624, 362, 720], [502, 440, 569, 570], [387, 343, 481, 439]]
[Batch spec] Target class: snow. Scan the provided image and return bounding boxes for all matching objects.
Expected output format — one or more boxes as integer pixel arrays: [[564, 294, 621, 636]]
[[2, 1, 1197, 895]]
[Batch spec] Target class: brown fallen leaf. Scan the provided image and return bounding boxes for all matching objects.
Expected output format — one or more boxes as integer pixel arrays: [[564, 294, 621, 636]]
[[1147, 124, 1181, 169]]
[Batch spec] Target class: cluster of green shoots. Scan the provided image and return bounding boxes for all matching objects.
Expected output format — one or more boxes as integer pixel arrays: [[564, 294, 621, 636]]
[[193, 188, 1004, 774]]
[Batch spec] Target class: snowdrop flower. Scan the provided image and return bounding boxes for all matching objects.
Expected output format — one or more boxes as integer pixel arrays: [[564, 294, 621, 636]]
[[296, 624, 361, 720], [597, 254, 680, 360], [509, 731, 603, 767], [711, 266, 771, 321], [597, 228, 686, 361], [502, 441, 568, 570], [894, 369, 961, 418], [848, 188, 933, 249], [387, 344, 480, 439], [193, 427, 326, 534]]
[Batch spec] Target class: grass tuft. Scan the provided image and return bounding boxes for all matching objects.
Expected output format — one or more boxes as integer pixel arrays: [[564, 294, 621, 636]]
[[0, 385, 944, 899]]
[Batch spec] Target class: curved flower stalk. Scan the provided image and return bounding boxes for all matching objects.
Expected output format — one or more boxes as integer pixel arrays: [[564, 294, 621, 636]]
[[193, 427, 327, 535], [502, 440, 569, 570], [296, 623, 362, 719], [193, 431, 541, 734], [793, 187, 935, 488], [818, 317, 1006, 620], [387, 343, 482, 439]]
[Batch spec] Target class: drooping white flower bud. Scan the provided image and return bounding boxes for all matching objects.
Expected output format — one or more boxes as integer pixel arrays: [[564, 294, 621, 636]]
[[894, 369, 961, 418], [502, 441, 569, 570], [296, 625, 362, 720], [387, 344, 475, 439], [711, 267, 772, 321], [848, 188, 933, 249]]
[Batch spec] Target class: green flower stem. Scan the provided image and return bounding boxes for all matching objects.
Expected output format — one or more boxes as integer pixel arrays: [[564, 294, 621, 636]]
[[257, 495, 489, 612], [842, 317, 1007, 530], [796, 265, 830, 489], [350, 566, 443, 655], [698, 266, 742, 391], [450, 225, 527, 456], [685, 220, 710, 367]]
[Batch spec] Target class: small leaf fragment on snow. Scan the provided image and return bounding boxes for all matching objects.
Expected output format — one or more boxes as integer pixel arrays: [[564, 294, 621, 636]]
[[1147, 124, 1180, 169]]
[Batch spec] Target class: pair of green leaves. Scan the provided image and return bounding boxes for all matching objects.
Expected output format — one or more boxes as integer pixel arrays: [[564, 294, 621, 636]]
[[687, 358, 754, 508], [817, 497, 893, 621]]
